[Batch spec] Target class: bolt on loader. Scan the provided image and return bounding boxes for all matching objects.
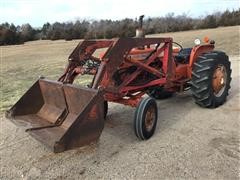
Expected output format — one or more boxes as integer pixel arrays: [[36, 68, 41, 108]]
[[6, 16, 232, 153]]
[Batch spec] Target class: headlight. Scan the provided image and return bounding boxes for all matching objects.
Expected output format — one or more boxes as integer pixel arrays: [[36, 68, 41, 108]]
[[194, 38, 201, 45]]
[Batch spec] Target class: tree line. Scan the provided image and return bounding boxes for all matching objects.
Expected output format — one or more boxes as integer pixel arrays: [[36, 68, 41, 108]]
[[0, 9, 239, 45]]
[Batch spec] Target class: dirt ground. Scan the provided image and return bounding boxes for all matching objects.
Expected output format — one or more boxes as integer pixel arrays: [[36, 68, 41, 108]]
[[0, 56, 239, 179]]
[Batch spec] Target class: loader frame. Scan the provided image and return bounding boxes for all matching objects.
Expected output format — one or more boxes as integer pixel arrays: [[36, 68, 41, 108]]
[[58, 38, 176, 106]]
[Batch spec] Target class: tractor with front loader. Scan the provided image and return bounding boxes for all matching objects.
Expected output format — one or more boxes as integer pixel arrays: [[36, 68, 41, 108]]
[[6, 16, 231, 153]]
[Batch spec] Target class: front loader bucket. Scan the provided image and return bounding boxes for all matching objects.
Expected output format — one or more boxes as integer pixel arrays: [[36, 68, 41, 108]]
[[6, 79, 104, 153]]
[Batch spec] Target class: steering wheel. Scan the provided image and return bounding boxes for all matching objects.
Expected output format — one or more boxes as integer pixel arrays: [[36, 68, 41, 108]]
[[173, 42, 183, 52]]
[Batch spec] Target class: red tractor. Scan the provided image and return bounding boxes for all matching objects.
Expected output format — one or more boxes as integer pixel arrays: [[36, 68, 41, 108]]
[[6, 16, 231, 152]]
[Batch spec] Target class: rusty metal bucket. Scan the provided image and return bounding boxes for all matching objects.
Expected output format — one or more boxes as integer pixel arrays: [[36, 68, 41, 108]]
[[6, 79, 104, 153]]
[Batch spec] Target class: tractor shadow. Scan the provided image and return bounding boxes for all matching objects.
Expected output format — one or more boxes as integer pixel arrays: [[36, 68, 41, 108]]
[[104, 75, 240, 146], [103, 90, 195, 146], [226, 76, 239, 101]]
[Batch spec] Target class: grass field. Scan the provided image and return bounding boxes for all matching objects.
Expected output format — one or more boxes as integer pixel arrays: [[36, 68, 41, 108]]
[[0, 26, 239, 112]]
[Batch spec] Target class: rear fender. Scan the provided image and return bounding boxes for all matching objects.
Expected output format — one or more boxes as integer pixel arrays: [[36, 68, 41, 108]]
[[188, 44, 214, 77]]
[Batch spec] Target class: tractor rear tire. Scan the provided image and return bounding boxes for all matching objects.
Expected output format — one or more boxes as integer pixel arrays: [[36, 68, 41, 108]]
[[191, 51, 231, 108], [147, 86, 174, 100], [134, 97, 158, 140]]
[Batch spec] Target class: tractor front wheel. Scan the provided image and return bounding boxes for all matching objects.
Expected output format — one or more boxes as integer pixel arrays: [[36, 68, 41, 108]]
[[191, 51, 231, 108], [134, 97, 158, 140]]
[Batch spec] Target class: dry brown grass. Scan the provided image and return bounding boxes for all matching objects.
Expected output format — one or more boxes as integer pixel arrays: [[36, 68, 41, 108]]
[[148, 26, 240, 55], [0, 26, 239, 112]]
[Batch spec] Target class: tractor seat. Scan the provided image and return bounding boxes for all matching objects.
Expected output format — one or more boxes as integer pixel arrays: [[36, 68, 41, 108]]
[[175, 48, 192, 63]]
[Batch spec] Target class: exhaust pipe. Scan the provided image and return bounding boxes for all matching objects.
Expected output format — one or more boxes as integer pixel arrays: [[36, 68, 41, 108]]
[[136, 15, 145, 38]]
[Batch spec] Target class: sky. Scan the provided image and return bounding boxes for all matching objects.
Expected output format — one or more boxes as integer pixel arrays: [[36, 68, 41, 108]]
[[1, 0, 239, 27]]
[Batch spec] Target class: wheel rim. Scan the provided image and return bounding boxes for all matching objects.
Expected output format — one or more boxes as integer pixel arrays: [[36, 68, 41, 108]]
[[145, 106, 155, 132], [212, 64, 227, 97]]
